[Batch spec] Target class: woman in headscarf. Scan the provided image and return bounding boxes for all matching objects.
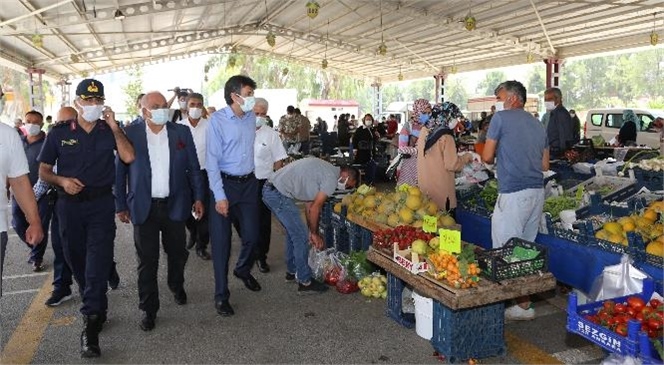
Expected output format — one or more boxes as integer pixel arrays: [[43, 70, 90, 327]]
[[396, 99, 428, 186], [417, 101, 474, 213], [352, 113, 378, 184], [615, 109, 638, 146]]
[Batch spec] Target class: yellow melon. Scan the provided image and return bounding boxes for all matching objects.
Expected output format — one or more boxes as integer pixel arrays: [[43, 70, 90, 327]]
[[658, 235, 664, 244], [621, 221, 636, 232], [375, 214, 388, 224], [643, 209, 658, 223], [618, 216, 635, 227], [398, 208, 414, 224], [341, 195, 353, 206], [439, 215, 457, 228], [646, 240, 664, 257], [595, 229, 610, 241], [405, 195, 422, 211], [648, 201, 664, 213], [608, 233, 624, 245], [387, 214, 400, 227], [412, 220, 423, 228], [426, 201, 438, 216], [333, 203, 342, 214], [363, 196, 377, 209], [603, 222, 623, 236], [409, 186, 422, 197]]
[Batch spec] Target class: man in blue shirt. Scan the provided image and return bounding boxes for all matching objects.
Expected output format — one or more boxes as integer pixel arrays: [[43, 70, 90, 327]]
[[482, 80, 549, 322], [206, 75, 261, 317]]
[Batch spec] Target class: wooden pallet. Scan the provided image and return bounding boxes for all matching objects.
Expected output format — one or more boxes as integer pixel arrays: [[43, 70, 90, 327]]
[[367, 247, 556, 310]]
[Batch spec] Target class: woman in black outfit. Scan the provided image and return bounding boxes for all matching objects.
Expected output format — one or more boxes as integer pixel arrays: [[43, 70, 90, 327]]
[[352, 114, 378, 184]]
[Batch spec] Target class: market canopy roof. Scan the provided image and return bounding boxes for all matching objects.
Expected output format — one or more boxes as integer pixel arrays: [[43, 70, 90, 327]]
[[0, 0, 662, 83]]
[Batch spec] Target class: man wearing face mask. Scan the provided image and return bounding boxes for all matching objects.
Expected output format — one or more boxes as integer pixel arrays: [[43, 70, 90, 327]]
[[11, 111, 50, 272], [177, 93, 211, 260], [38, 78, 135, 358], [263, 158, 358, 294], [482, 80, 549, 321], [116, 91, 204, 332], [352, 114, 378, 185], [206, 75, 261, 317], [167, 88, 190, 123], [544, 87, 575, 158], [233, 97, 287, 273]]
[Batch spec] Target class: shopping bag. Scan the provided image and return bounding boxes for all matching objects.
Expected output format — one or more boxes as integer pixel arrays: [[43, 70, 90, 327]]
[[588, 254, 649, 302], [385, 153, 404, 180]]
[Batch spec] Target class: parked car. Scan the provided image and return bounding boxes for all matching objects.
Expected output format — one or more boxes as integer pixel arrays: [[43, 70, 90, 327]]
[[583, 108, 663, 148]]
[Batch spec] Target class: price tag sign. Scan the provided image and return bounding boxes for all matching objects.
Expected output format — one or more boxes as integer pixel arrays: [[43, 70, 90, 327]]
[[423, 215, 438, 233], [575, 185, 585, 202], [439, 228, 461, 254]]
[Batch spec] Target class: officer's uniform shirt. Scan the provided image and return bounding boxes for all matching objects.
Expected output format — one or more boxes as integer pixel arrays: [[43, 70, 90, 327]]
[[38, 120, 118, 189], [177, 117, 208, 169], [146, 123, 170, 198]]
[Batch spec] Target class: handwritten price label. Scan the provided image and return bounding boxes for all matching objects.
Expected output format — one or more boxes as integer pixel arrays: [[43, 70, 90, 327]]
[[423, 215, 438, 233], [439, 228, 461, 254]]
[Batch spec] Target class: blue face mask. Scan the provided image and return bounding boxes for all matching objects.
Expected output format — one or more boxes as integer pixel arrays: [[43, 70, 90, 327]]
[[418, 114, 430, 124]]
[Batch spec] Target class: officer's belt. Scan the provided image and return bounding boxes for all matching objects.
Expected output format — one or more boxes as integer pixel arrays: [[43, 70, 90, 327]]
[[58, 186, 112, 202], [220, 171, 254, 182]]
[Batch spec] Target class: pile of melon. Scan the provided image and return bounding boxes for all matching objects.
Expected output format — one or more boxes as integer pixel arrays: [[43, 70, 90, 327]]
[[334, 184, 456, 228], [594, 200, 664, 257]]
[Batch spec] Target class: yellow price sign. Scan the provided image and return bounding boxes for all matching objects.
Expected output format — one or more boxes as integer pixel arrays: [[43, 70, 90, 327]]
[[439, 228, 461, 254], [423, 215, 438, 233], [575, 185, 584, 203]]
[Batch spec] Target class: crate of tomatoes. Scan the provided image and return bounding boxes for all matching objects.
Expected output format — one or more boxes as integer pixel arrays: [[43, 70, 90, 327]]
[[567, 279, 664, 359]]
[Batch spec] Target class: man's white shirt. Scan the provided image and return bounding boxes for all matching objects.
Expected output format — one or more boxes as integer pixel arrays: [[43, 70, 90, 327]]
[[0, 124, 29, 232], [254, 125, 288, 180], [178, 117, 208, 169], [146, 124, 170, 198]]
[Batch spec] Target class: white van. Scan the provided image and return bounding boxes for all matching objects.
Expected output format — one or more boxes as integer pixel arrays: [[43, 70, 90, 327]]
[[583, 108, 663, 148]]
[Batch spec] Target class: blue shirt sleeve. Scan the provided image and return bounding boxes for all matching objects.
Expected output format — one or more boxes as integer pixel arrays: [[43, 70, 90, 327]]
[[486, 113, 502, 141], [205, 113, 226, 201]]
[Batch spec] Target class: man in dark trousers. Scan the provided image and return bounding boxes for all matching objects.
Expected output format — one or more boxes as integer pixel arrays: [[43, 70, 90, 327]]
[[115, 91, 204, 331], [11, 110, 50, 272], [206, 75, 261, 317], [38, 79, 135, 358], [544, 87, 575, 158]]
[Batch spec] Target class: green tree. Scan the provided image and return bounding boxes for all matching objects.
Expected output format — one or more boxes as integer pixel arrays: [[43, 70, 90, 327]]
[[476, 71, 506, 96], [121, 67, 143, 118], [526, 68, 546, 95], [445, 77, 469, 109]]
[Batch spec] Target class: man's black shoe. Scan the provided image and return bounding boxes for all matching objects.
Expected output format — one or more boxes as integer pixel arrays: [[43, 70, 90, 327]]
[[233, 271, 261, 291], [196, 248, 211, 260], [173, 289, 187, 305], [108, 263, 120, 290], [139, 312, 156, 331], [32, 261, 44, 272], [80, 315, 101, 358], [297, 279, 329, 295], [215, 300, 234, 317], [256, 259, 270, 273], [285, 272, 296, 282], [45, 290, 72, 307]]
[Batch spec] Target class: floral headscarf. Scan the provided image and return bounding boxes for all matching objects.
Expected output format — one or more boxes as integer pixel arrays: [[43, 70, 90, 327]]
[[412, 98, 432, 118], [423, 101, 465, 154]]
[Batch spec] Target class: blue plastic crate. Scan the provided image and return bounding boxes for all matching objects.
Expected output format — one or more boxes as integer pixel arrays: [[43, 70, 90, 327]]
[[431, 301, 506, 363], [319, 222, 334, 249], [633, 168, 664, 192], [638, 331, 664, 365], [566, 279, 655, 356], [348, 223, 373, 252], [385, 273, 415, 328], [331, 222, 349, 253]]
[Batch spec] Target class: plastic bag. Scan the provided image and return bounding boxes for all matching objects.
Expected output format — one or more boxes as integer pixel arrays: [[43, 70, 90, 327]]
[[588, 254, 649, 302], [323, 251, 348, 286], [601, 353, 642, 365], [308, 248, 336, 282]]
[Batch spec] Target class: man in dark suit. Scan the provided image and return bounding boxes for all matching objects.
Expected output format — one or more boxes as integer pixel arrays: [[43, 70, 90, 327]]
[[115, 91, 205, 331]]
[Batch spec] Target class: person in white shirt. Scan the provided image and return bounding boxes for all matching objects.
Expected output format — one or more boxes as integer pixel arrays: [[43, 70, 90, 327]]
[[1, 123, 44, 296], [178, 92, 212, 260], [233, 97, 287, 273]]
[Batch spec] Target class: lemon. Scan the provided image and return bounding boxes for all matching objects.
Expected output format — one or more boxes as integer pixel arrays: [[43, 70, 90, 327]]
[[333, 203, 342, 214], [405, 195, 422, 211], [643, 209, 658, 223], [621, 221, 636, 232], [646, 240, 664, 257], [398, 208, 414, 224], [387, 214, 400, 227], [603, 222, 623, 236]]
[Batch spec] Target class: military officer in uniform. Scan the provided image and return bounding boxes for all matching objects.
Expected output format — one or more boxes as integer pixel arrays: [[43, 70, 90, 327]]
[[38, 79, 135, 358]]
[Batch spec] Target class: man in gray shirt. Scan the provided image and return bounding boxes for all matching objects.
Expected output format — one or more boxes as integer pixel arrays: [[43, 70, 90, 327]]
[[263, 157, 358, 294]]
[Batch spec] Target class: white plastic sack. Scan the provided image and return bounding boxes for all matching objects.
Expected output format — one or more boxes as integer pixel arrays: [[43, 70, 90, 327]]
[[601, 353, 642, 365], [588, 254, 648, 302]]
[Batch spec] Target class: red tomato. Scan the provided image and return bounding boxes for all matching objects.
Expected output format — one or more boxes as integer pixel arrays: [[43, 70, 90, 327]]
[[615, 324, 628, 337], [614, 303, 626, 313], [627, 296, 646, 312], [635, 312, 644, 323], [647, 328, 660, 338], [650, 299, 662, 308], [642, 307, 653, 317], [626, 307, 637, 317], [603, 300, 616, 312], [642, 323, 650, 332], [647, 318, 663, 331]]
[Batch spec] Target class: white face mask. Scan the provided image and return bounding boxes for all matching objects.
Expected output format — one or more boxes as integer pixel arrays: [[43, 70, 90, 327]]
[[25, 123, 42, 136], [149, 108, 171, 125], [256, 116, 267, 128], [77, 102, 104, 122], [363, 120, 372, 127], [188, 107, 202, 120], [237, 95, 255, 113], [337, 176, 349, 190], [544, 101, 555, 111], [178, 100, 187, 110], [494, 101, 505, 112]]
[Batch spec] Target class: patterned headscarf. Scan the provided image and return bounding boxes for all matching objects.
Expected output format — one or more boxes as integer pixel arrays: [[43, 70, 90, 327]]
[[423, 101, 465, 154], [623, 109, 640, 130], [412, 99, 432, 120]]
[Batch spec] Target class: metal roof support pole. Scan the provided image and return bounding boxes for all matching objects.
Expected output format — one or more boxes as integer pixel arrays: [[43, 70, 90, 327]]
[[26, 68, 45, 112], [57, 79, 71, 107], [371, 81, 383, 119], [434, 73, 445, 103], [544, 58, 562, 89]]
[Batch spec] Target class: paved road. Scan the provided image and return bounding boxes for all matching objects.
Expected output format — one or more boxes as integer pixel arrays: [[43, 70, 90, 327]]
[[1, 207, 605, 364]]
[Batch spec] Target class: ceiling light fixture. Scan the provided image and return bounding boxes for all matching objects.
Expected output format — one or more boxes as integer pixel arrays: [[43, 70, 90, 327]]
[[322, 20, 329, 69], [464, 1, 476, 31], [377, 0, 387, 56], [651, 12, 659, 46], [306, 1, 320, 19], [114, 9, 125, 20]]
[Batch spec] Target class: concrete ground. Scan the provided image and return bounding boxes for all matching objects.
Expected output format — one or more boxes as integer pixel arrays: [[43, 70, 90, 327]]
[[1, 206, 607, 364]]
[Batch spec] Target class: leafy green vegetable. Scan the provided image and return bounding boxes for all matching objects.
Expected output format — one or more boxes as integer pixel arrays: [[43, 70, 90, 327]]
[[543, 196, 578, 218]]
